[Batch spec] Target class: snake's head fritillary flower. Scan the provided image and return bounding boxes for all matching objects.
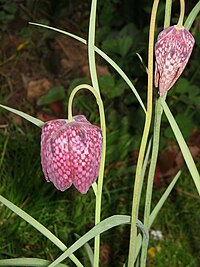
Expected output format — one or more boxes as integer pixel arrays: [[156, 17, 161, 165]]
[[41, 115, 102, 194], [155, 25, 195, 97]]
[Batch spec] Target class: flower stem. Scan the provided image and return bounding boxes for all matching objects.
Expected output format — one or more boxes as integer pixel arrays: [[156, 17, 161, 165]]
[[177, 0, 185, 27], [140, 3, 172, 264], [127, 1, 159, 266], [88, 0, 100, 94], [67, 83, 106, 267], [140, 97, 163, 267], [164, 0, 172, 29]]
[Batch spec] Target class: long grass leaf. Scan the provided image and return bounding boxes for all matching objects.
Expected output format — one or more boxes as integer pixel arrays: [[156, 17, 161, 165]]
[[0, 258, 68, 267], [47, 215, 131, 267], [83, 242, 94, 267], [29, 23, 87, 44], [29, 23, 146, 113], [0, 104, 44, 128], [75, 234, 94, 267], [135, 170, 181, 261], [161, 100, 200, 195], [184, 1, 200, 30], [149, 170, 181, 226], [0, 195, 84, 267], [48, 216, 147, 267]]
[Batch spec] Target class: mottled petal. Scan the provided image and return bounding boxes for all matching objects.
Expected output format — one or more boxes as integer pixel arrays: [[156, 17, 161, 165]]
[[154, 25, 195, 96], [40, 116, 102, 194], [40, 119, 67, 181], [69, 122, 102, 194]]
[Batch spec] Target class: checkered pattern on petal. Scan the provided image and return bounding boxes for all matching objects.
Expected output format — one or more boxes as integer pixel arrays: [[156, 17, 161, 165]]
[[40, 116, 102, 194], [155, 25, 195, 96]]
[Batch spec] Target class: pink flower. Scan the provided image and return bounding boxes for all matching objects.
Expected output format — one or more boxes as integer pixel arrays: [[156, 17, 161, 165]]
[[41, 115, 102, 194], [155, 25, 195, 96]]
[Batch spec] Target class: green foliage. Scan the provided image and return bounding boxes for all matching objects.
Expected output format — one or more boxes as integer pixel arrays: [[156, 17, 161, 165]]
[[163, 78, 200, 140], [37, 86, 66, 106]]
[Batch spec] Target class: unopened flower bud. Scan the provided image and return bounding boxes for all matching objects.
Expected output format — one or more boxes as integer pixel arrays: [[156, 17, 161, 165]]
[[41, 115, 102, 194], [155, 25, 195, 96]]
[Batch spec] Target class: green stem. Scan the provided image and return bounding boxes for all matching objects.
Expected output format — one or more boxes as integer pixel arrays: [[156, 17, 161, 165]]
[[127, 1, 159, 266], [88, 0, 105, 265], [88, 0, 100, 94], [67, 84, 106, 267], [140, 2, 172, 264], [164, 0, 172, 29], [68, 83, 105, 131], [177, 0, 185, 27], [140, 97, 164, 267]]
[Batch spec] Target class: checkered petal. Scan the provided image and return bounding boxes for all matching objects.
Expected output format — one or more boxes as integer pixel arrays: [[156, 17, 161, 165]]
[[40, 116, 102, 194], [154, 25, 195, 96]]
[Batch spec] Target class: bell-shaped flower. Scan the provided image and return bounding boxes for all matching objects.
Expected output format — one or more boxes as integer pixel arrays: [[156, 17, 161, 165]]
[[155, 25, 195, 96], [41, 115, 102, 194]]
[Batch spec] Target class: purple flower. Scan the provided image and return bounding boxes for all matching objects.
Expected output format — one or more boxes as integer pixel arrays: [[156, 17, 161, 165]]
[[155, 25, 195, 96], [41, 115, 102, 194]]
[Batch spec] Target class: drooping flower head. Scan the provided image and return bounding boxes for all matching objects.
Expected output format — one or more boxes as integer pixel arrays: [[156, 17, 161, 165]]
[[41, 115, 102, 194], [155, 25, 195, 96]]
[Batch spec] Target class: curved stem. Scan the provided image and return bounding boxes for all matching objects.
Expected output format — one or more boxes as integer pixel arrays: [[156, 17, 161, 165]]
[[177, 0, 185, 27], [67, 83, 106, 267], [127, 1, 159, 266]]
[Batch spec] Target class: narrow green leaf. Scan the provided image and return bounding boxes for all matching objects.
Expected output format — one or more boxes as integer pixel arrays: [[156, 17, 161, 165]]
[[75, 234, 94, 267], [48, 215, 131, 267], [184, 1, 200, 30], [29, 23, 146, 114], [0, 258, 68, 267], [29, 23, 87, 44], [0, 104, 44, 128], [83, 242, 94, 267], [0, 195, 84, 267], [0, 195, 66, 249], [135, 170, 181, 261], [136, 53, 148, 74], [161, 99, 200, 195], [149, 170, 181, 226], [47, 216, 148, 267]]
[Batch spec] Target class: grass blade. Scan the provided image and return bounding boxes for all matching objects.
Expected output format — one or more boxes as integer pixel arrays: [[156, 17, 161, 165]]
[[29, 23, 146, 114], [0, 195, 84, 267], [0, 104, 44, 128], [47, 215, 131, 267], [149, 170, 181, 226], [184, 1, 200, 30], [75, 234, 94, 267], [161, 99, 200, 195], [135, 170, 181, 262], [47, 216, 148, 267], [29, 23, 87, 44], [0, 258, 68, 267]]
